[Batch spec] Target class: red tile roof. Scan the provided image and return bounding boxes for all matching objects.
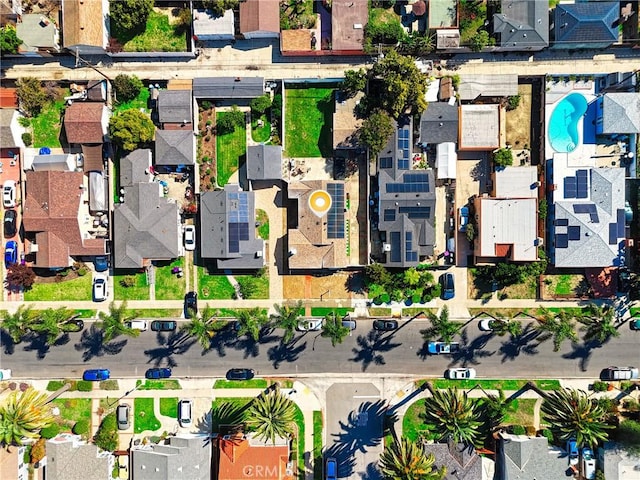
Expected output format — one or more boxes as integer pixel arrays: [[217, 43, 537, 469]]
[[64, 102, 105, 144], [217, 435, 294, 480], [0, 88, 18, 108]]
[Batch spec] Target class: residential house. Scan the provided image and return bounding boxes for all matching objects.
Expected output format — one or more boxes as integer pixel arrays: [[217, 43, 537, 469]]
[[155, 130, 195, 166], [46, 434, 115, 480], [239, 0, 279, 39], [0, 445, 30, 480], [474, 166, 539, 264], [377, 119, 436, 267], [287, 179, 348, 270], [22, 170, 107, 268], [64, 101, 109, 172], [599, 441, 640, 480], [200, 184, 265, 269], [0, 0, 19, 26], [131, 435, 210, 480], [16, 13, 59, 53], [193, 77, 264, 100], [157, 90, 193, 129], [113, 149, 181, 268], [492, 0, 549, 51], [596, 92, 640, 134], [0, 88, 24, 151], [246, 144, 283, 181], [418, 102, 459, 146], [333, 91, 364, 150], [497, 433, 568, 480], [457, 74, 518, 102], [553, 2, 619, 50], [193, 8, 234, 41], [61, 0, 108, 50], [459, 105, 500, 151], [331, 0, 368, 52], [422, 441, 485, 480], [215, 433, 294, 480]]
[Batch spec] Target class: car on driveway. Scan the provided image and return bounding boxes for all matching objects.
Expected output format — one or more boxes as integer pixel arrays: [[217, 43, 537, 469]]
[[93, 256, 109, 272], [296, 319, 323, 331], [630, 318, 640, 330], [4, 209, 17, 237], [3, 180, 16, 208], [601, 366, 639, 380], [92, 276, 108, 302], [428, 341, 460, 355], [145, 367, 172, 379], [183, 225, 196, 251], [567, 438, 579, 466], [458, 206, 469, 232], [4, 240, 17, 268], [325, 457, 337, 480], [341, 316, 356, 330], [373, 319, 398, 331], [582, 447, 595, 480], [151, 320, 177, 332], [445, 368, 476, 379], [83, 369, 110, 381], [184, 291, 197, 318], [226, 368, 255, 381], [440, 272, 455, 300]]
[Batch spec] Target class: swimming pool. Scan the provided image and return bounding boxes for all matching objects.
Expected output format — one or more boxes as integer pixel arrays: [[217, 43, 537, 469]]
[[548, 93, 588, 153]]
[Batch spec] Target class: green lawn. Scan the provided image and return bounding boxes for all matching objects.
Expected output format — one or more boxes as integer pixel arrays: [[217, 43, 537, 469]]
[[159, 397, 178, 418], [74, 309, 96, 318], [216, 111, 246, 186], [313, 411, 323, 480], [113, 87, 150, 115], [121, 10, 186, 52], [503, 398, 537, 426], [198, 267, 236, 300], [51, 398, 92, 424], [154, 257, 186, 300], [236, 273, 269, 299], [555, 275, 574, 295], [210, 308, 268, 318], [402, 398, 431, 442], [213, 379, 269, 389], [24, 275, 92, 301], [310, 307, 354, 317], [292, 404, 305, 478], [429, 379, 560, 391], [368, 307, 392, 316], [285, 87, 334, 157], [134, 398, 161, 433], [251, 113, 271, 143], [31, 98, 66, 148], [136, 379, 182, 390], [113, 270, 150, 300], [256, 209, 269, 241]]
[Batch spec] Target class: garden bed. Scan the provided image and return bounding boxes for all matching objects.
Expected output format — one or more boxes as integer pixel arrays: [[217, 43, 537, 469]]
[[198, 103, 217, 191]]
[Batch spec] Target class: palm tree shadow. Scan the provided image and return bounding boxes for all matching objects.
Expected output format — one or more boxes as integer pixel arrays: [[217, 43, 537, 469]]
[[350, 330, 401, 371], [267, 339, 307, 369], [562, 339, 602, 372], [74, 324, 128, 361], [448, 328, 495, 367], [0, 329, 17, 355], [21, 333, 51, 360], [498, 323, 541, 363], [144, 331, 197, 368]]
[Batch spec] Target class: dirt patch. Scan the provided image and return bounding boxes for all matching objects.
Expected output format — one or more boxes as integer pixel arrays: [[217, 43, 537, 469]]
[[283, 272, 352, 301], [198, 105, 217, 191], [505, 84, 532, 148], [542, 273, 590, 299]]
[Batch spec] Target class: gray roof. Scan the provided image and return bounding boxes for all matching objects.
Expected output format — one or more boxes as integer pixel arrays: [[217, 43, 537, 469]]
[[246, 144, 282, 180], [502, 434, 567, 480], [458, 74, 518, 101], [16, 14, 58, 51], [600, 441, 640, 480], [113, 182, 180, 269], [493, 0, 549, 50], [193, 77, 264, 99], [46, 434, 114, 480], [422, 442, 482, 480], [155, 129, 195, 165], [419, 103, 458, 145], [554, 2, 618, 49], [120, 149, 152, 187], [132, 435, 211, 480], [200, 184, 265, 269], [601, 93, 640, 134], [0, 109, 18, 147], [157, 90, 192, 125]]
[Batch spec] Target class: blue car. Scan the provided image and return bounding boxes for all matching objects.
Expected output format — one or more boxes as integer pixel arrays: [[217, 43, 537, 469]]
[[4, 240, 17, 268], [440, 272, 455, 300], [83, 369, 110, 381], [93, 256, 109, 272], [145, 367, 172, 379]]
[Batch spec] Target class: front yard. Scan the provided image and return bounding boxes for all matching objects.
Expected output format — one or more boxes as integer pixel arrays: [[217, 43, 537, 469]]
[[134, 398, 161, 433], [198, 266, 236, 300], [24, 274, 92, 301], [113, 270, 150, 300], [216, 111, 246, 186], [284, 86, 334, 158], [153, 258, 186, 300], [542, 273, 588, 298]]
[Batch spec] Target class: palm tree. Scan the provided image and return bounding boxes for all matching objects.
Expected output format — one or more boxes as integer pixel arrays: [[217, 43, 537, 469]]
[[578, 303, 619, 344], [211, 401, 246, 434], [320, 312, 350, 347], [379, 436, 446, 480], [478, 389, 508, 431], [270, 301, 303, 344], [1, 306, 34, 343], [246, 387, 296, 444], [535, 308, 578, 352], [181, 306, 225, 350], [28, 307, 78, 345], [540, 388, 613, 448], [96, 301, 139, 343], [0, 387, 55, 446], [421, 306, 462, 344], [422, 388, 483, 447], [234, 307, 269, 341], [488, 317, 523, 337]]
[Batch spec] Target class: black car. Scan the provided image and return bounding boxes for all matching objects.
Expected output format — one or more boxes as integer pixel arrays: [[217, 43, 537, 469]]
[[145, 367, 172, 379], [3, 209, 16, 238], [226, 368, 255, 381], [63, 318, 85, 332], [373, 319, 398, 331], [151, 320, 177, 332], [184, 291, 198, 318]]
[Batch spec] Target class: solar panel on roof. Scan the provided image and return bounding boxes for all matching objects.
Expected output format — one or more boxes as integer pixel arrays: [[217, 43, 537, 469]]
[[568, 226, 581, 240], [554, 219, 569, 226], [383, 209, 396, 222], [327, 183, 345, 239], [564, 177, 576, 199], [617, 209, 626, 237], [397, 158, 410, 170], [380, 157, 393, 169], [390, 231, 401, 263], [398, 206, 431, 219], [609, 223, 618, 245], [555, 234, 568, 249]]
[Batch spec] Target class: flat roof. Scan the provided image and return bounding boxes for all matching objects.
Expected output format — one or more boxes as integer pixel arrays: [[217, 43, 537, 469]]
[[331, 0, 367, 51], [495, 166, 538, 198], [458, 74, 518, 101], [459, 104, 499, 150]]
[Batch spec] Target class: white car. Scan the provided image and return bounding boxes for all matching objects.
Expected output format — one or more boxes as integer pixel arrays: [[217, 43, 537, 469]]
[[445, 368, 476, 380], [183, 225, 196, 251], [479, 319, 495, 331], [93, 277, 108, 302], [3, 180, 16, 208], [0, 369, 12, 380], [296, 319, 323, 331], [125, 320, 148, 331]]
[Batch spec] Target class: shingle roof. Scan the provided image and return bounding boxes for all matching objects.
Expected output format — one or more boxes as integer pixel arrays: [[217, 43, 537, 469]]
[[155, 129, 194, 165], [0, 109, 18, 147], [64, 102, 106, 144], [493, 0, 549, 50], [46, 434, 114, 480], [422, 442, 482, 480], [157, 90, 192, 125], [120, 149, 152, 187], [554, 2, 618, 47], [0, 88, 18, 108], [62, 0, 105, 48], [501, 434, 567, 480], [132, 435, 211, 480], [601, 93, 640, 134], [239, 0, 279, 36], [246, 144, 282, 180], [419, 102, 459, 145], [193, 77, 264, 99]]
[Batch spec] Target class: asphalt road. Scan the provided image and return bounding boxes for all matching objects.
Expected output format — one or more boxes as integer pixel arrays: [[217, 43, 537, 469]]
[[2, 318, 640, 380]]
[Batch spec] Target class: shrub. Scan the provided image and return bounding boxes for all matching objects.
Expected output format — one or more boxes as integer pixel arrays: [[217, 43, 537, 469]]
[[40, 423, 60, 439], [539, 198, 547, 220], [507, 94, 521, 111], [120, 276, 136, 288], [72, 420, 90, 435], [540, 428, 554, 443], [113, 74, 143, 103], [216, 106, 244, 134], [494, 148, 513, 167], [525, 425, 537, 436], [77, 380, 93, 392], [77, 267, 88, 276], [21, 132, 32, 146], [593, 381, 609, 392], [202, 100, 212, 110], [30, 438, 46, 463], [94, 413, 118, 452], [18, 116, 31, 127], [250, 94, 272, 115], [380, 293, 391, 303], [511, 425, 526, 435]]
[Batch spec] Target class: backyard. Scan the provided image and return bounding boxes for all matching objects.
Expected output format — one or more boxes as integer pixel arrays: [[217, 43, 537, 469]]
[[216, 111, 247, 186], [30, 97, 66, 148], [113, 86, 150, 115], [251, 113, 271, 143], [284, 86, 334, 158], [113, 270, 150, 300], [24, 274, 92, 301], [112, 8, 187, 52], [505, 84, 532, 148], [256, 209, 269, 241]]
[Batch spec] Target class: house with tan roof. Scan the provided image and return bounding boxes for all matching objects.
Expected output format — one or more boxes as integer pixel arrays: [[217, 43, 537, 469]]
[[61, 0, 108, 50], [333, 91, 364, 150], [46, 433, 115, 480], [331, 0, 367, 52], [239, 0, 279, 39], [215, 433, 294, 480]]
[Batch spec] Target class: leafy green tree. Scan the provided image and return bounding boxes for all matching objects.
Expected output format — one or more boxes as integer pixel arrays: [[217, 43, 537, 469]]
[[465, 222, 476, 243], [615, 420, 640, 455], [379, 436, 446, 480], [403, 268, 421, 287], [578, 303, 619, 344], [109, 109, 155, 151], [181, 305, 225, 349], [202, 0, 240, 17], [110, 0, 153, 32], [113, 74, 143, 103], [342, 68, 367, 98], [0, 25, 22, 54], [399, 31, 435, 55], [541, 388, 613, 447], [1, 306, 34, 343], [358, 109, 395, 156], [216, 106, 245, 135], [270, 301, 303, 344], [234, 307, 269, 341], [365, 11, 407, 45], [364, 263, 393, 288], [250, 95, 272, 115], [96, 302, 139, 343], [320, 312, 350, 347], [535, 309, 578, 352], [211, 401, 246, 433], [93, 412, 118, 451], [16, 77, 48, 117], [469, 30, 490, 52], [246, 387, 296, 444], [493, 148, 513, 167], [0, 388, 55, 446], [421, 306, 462, 344], [423, 388, 483, 447], [29, 308, 79, 345]]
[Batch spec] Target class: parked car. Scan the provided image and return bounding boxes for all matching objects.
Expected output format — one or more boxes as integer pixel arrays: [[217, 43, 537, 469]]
[[0, 369, 12, 380], [427, 342, 460, 355], [445, 368, 476, 380], [440, 272, 455, 300], [125, 320, 148, 331], [178, 399, 192, 427], [92, 276, 108, 302], [83, 369, 110, 381], [567, 438, 579, 466], [296, 319, 323, 331], [117, 404, 130, 430], [601, 366, 639, 381], [3, 180, 16, 208], [183, 225, 196, 251], [93, 256, 109, 272], [479, 319, 496, 331], [631, 318, 640, 331], [341, 316, 357, 330], [4, 240, 17, 268], [226, 368, 255, 381], [4, 209, 16, 237], [458, 206, 469, 232], [63, 318, 85, 332], [184, 291, 198, 318], [151, 320, 177, 332], [582, 447, 595, 480], [325, 457, 337, 480], [373, 319, 398, 331], [145, 367, 172, 379]]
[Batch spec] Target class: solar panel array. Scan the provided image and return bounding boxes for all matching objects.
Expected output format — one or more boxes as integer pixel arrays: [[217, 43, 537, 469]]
[[380, 157, 393, 169], [573, 203, 599, 223], [327, 183, 345, 239], [383, 209, 396, 222], [568, 225, 581, 241], [608, 208, 627, 245], [555, 233, 569, 249], [390, 231, 401, 263], [386, 173, 430, 194], [405, 231, 418, 263], [397, 128, 410, 170], [398, 206, 431, 219], [228, 192, 250, 254], [563, 170, 589, 199]]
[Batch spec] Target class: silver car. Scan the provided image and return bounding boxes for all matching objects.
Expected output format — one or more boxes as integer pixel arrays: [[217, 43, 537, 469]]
[[445, 368, 476, 380]]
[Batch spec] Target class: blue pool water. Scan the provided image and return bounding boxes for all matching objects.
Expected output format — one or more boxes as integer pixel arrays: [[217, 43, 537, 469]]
[[548, 93, 588, 153]]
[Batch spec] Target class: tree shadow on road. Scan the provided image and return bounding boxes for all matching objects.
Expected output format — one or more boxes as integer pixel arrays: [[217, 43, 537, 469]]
[[498, 323, 541, 363], [21, 332, 71, 360], [0, 329, 17, 355], [562, 339, 603, 372], [230, 326, 280, 359], [350, 331, 401, 371], [74, 324, 128, 361], [267, 338, 307, 369], [143, 331, 197, 368], [448, 328, 495, 367]]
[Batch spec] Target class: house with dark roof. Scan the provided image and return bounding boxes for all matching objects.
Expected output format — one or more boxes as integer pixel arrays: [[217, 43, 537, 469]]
[[239, 0, 279, 39], [422, 441, 484, 480], [131, 435, 210, 480], [113, 149, 181, 268], [61, 0, 108, 50], [215, 433, 294, 480], [246, 144, 283, 181], [418, 102, 458, 146], [0, 109, 23, 149], [46, 434, 115, 480], [377, 119, 436, 267], [492, 0, 549, 51], [16, 13, 59, 53], [596, 92, 640, 134], [497, 433, 567, 480], [553, 2, 619, 50], [64, 102, 108, 145], [193, 77, 264, 100], [200, 184, 265, 269], [22, 170, 107, 268], [157, 90, 193, 129], [155, 130, 195, 166], [331, 0, 368, 52]]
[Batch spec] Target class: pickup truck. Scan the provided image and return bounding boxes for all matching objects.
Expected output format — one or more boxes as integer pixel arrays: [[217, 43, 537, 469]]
[[427, 342, 460, 355]]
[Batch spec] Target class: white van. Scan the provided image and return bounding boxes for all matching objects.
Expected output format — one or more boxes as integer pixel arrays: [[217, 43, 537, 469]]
[[178, 399, 192, 427], [125, 320, 148, 331]]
